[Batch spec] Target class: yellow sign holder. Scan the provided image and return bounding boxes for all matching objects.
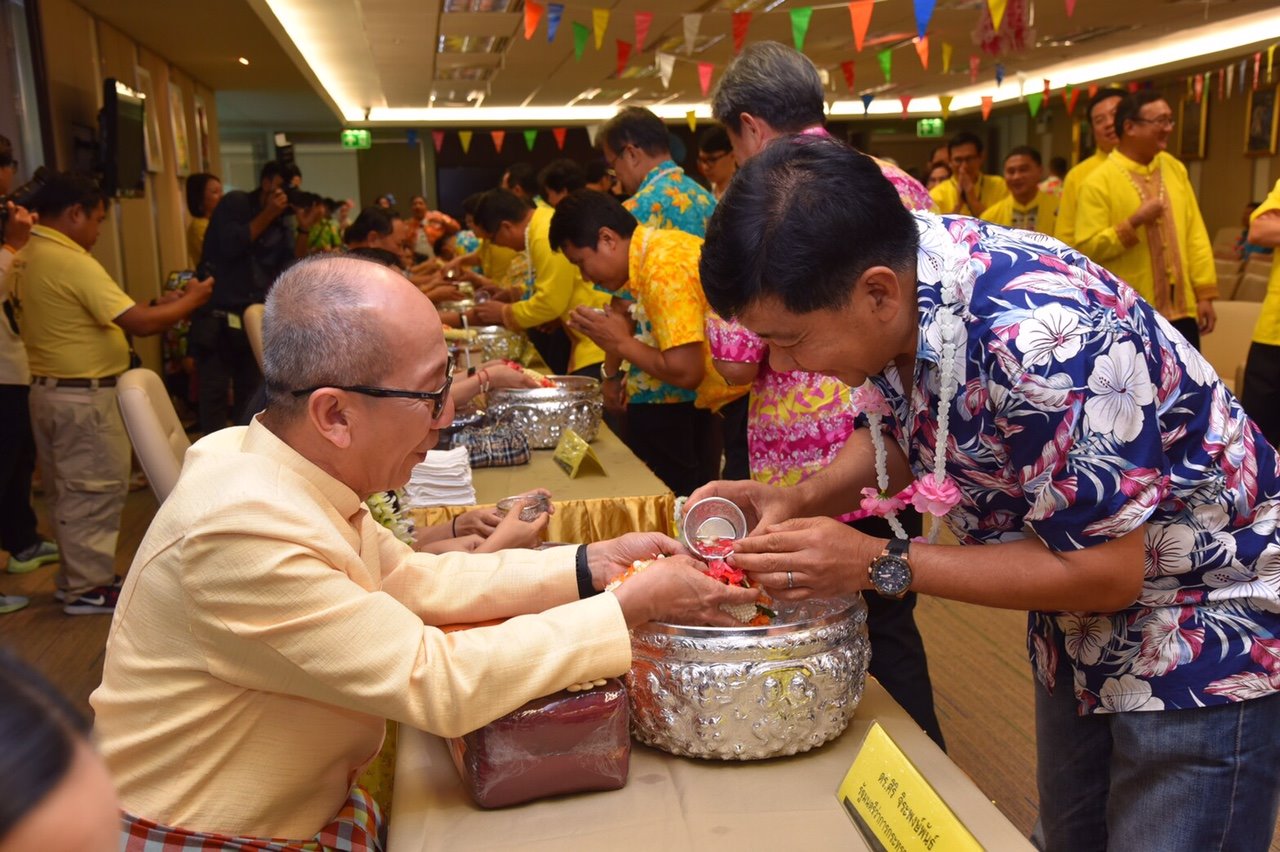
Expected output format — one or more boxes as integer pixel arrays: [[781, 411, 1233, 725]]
[[552, 428, 605, 478]]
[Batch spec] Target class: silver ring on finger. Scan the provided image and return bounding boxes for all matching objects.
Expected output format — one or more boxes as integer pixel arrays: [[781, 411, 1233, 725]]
[[786, 570, 794, 589]]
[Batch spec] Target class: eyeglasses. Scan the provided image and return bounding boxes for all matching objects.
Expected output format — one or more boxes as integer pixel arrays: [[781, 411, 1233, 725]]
[[697, 151, 729, 166], [1132, 116, 1175, 129], [288, 355, 455, 421]]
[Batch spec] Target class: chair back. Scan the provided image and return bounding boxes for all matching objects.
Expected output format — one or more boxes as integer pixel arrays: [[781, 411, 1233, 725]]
[[1235, 274, 1269, 303], [116, 368, 191, 502], [244, 303, 265, 371], [1199, 301, 1263, 395]]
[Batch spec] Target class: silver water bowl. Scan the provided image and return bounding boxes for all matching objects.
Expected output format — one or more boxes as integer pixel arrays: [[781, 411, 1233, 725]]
[[487, 375, 603, 448]]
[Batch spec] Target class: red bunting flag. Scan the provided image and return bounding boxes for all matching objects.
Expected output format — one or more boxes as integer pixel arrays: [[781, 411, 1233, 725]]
[[1065, 0, 1076, 14], [1254, 52, 1262, 90], [981, 96, 993, 121], [1064, 85, 1080, 113], [490, 130, 505, 152], [1043, 78, 1051, 99], [1127, 81, 1140, 93], [1218, 67, 1226, 100], [616, 39, 631, 76], [899, 95, 912, 117], [1193, 73, 1204, 103], [524, 1, 544, 40], [841, 60, 855, 92], [1087, 84, 1099, 99], [848, 0, 873, 52], [915, 36, 929, 70], [698, 62, 714, 97], [969, 55, 980, 84], [552, 127, 567, 149], [634, 11, 652, 50], [732, 12, 752, 53], [431, 130, 445, 153]]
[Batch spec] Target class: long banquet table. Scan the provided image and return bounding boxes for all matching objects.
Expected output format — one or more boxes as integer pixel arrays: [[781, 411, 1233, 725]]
[[386, 676, 1033, 851]]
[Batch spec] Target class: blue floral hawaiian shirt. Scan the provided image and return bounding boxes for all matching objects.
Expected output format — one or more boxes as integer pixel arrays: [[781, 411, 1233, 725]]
[[622, 159, 716, 238], [867, 213, 1280, 714]]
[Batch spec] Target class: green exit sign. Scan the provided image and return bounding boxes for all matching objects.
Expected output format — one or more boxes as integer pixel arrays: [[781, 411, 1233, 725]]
[[341, 128, 372, 149], [916, 118, 945, 138]]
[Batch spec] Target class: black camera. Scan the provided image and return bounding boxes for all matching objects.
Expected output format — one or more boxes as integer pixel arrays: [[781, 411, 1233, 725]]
[[285, 187, 321, 209], [0, 166, 50, 236]]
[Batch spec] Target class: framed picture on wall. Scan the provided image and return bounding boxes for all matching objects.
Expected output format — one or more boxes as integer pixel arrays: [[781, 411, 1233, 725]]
[[1177, 95, 1208, 160], [1245, 84, 1279, 156], [193, 95, 211, 173], [168, 82, 191, 176], [134, 66, 164, 173]]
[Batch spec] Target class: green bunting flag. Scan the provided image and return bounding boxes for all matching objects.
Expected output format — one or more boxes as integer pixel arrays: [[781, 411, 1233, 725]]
[[524, 129, 537, 151], [573, 22, 589, 61], [791, 7, 813, 52], [877, 49, 892, 83]]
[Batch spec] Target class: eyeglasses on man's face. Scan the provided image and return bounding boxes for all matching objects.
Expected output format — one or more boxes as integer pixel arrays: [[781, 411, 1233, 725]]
[[1132, 116, 1175, 129], [698, 151, 729, 166], [288, 355, 455, 421]]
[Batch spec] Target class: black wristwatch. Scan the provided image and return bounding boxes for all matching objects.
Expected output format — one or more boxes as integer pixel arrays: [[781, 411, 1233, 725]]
[[868, 538, 912, 599]]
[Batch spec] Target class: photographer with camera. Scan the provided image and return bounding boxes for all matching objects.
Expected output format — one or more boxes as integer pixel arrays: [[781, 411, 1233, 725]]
[[0, 136, 55, 611], [194, 161, 321, 434]]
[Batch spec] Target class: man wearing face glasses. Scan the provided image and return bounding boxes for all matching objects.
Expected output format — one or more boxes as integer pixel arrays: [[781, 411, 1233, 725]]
[[91, 254, 756, 848]]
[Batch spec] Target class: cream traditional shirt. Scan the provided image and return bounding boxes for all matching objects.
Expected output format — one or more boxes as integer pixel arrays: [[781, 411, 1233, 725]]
[[91, 419, 631, 841]]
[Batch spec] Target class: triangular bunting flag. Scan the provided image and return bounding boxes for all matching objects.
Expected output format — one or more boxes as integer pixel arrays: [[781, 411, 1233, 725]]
[[1128, 80, 1140, 94], [913, 0, 934, 39], [1268, 45, 1276, 83], [981, 96, 994, 120], [988, 0, 1008, 33], [616, 39, 632, 76], [969, 55, 980, 83], [1065, 0, 1076, 15], [1254, 52, 1262, 90], [573, 22, 589, 61], [915, 36, 929, 70], [683, 14, 701, 55], [593, 8, 609, 50], [686, 110, 697, 132], [586, 125, 600, 146], [877, 49, 892, 83], [841, 60, 855, 92], [791, 7, 813, 53], [634, 11, 652, 50], [1218, 67, 1226, 101], [1043, 78, 1051, 99], [942, 42, 953, 75], [1193, 73, 1204, 103], [938, 94, 953, 120], [732, 12, 751, 54], [523, 129, 537, 151], [406, 130, 418, 146], [995, 63, 1005, 86], [431, 130, 445, 153], [1087, 84, 1099, 99], [698, 62, 714, 97], [849, 0, 874, 53], [860, 93, 874, 114], [1239, 59, 1248, 94], [458, 131, 472, 154], [552, 127, 567, 150], [899, 95, 912, 117], [657, 53, 675, 89], [547, 3, 564, 42], [1065, 84, 1080, 113], [1027, 92, 1043, 117], [1017, 72, 1027, 100], [491, 130, 505, 152], [524, 1, 543, 40]]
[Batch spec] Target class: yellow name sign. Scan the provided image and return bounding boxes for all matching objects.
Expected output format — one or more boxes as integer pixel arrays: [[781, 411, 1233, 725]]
[[837, 723, 982, 852], [553, 428, 605, 478]]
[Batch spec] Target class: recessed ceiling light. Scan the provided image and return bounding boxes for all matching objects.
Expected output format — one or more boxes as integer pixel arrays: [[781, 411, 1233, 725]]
[[238, 56, 250, 66]]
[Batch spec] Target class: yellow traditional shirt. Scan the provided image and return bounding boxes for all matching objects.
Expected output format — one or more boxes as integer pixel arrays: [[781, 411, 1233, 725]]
[[506, 206, 609, 372], [624, 226, 742, 411], [1055, 149, 1108, 248], [477, 238, 516, 285], [1249, 179, 1280, 346], [1075, 150, 1217, 323], [980, 189, 1059, 236], [13, 224, 135, 378], [91, 419, 631, 840], [928, 173, 1009, 216]]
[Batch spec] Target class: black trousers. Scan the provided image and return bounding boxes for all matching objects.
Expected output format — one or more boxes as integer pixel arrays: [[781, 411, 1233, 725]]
[[526, 325, 571, 376], [624, 402, 721, 497], [849, 510, 946, 750], [0, 383, 39, 554], [1243, 342, 1280, 451], [190, 313, 262, 435], [718, 394, 750, 480], [1169, 316, 1200, 351]]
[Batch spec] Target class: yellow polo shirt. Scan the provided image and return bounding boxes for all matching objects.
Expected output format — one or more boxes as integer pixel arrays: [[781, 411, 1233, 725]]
[[1249, 179, 1280, 346], [14, 225, 135, 378], [1055, 149, 1108, 248], [980, 190, 1059, 236], [506, 206, 609, 372], [1075, 150, 1217, 322], [929, 173, 1009, 216]]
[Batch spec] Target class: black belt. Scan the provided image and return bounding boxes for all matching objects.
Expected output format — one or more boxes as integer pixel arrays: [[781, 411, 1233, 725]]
[[32, 375, 119, 388]]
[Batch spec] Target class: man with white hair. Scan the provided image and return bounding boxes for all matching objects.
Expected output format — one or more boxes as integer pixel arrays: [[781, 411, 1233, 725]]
[[91, 254, 754, 848]]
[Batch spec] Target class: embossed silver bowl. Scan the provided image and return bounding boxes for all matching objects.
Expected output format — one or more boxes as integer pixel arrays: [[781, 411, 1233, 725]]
[[626, 596, 869, 761], [487, 376, 603, 448], [473, 325, 528, 362]]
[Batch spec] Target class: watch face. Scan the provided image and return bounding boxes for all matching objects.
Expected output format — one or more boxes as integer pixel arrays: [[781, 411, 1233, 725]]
[[870, 555, 912, 597]]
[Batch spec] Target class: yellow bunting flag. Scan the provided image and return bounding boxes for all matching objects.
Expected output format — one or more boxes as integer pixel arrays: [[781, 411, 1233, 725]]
[[988, 0, 1008, 33], [942, 42, 953, 74], [938, 94, 953, 120], [592, 8, 609, 50], [458, 131, 472, 154], [1269, 44, 1276, 82], [686, 110, 697, 132]]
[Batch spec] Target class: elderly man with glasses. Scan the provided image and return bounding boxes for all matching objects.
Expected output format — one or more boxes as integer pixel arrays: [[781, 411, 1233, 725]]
[[90, 254, 755, 849]]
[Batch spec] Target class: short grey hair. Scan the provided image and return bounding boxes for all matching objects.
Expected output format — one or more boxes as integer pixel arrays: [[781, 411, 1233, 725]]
[[711, 41, 826, 134], [262, 255, 395, 418]]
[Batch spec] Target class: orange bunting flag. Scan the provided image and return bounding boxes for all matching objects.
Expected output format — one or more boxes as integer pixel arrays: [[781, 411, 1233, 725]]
[[686, 110, 697, 132], [552, 127, 567, 149], [732, 12, 752, 54], [1193, 73, 1204, 103], [458, 131, 472, 154], [634, 11, 652, 50], [1064, 85, 1080, 113], [981, 96, 994, 120], [942, 42, 953, 74], [432, 131, 445, 153], [841, 60, 855, 92], [592, 8, 609, 50], [848, 0, 874, 52], [524, 1, 544, 40], [899, 95, 912, 117], [987, 0, 1008, 33], [938, 94, 953, 120], [1087, 83, 1099, 99], [1043, 78, 1051, 99], [698, 62, 714, 97], [915, 36, 929, 70], [490, 130, 505, 152]]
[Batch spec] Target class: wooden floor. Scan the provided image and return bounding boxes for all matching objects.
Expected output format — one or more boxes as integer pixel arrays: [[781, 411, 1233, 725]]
[[2, 490, 1277, 848]]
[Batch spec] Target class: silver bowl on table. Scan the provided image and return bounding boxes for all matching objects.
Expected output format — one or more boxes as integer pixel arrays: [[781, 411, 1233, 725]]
[[487, 375, 603, 448]]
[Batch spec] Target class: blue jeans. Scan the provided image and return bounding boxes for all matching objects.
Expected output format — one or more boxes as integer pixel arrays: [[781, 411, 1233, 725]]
[[1034, 653, 1280, 851]]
